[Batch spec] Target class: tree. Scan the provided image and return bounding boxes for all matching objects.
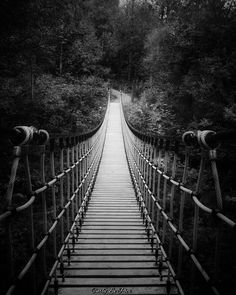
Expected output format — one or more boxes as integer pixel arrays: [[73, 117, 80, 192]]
[[143, 0, 236, 129], [111, 0, 156, 83]]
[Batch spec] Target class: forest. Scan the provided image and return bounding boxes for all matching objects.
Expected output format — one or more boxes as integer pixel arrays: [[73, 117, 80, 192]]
[[0, 0, 236, 294], [1, 0, 236, 135], [1, 0, 236, 214]]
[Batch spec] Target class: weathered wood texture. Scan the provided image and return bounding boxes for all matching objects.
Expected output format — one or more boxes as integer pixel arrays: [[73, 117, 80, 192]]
[[51, 102, 177, 295]]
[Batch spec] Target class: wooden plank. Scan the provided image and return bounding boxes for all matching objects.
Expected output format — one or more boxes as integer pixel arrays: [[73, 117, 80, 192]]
[[86, 213, 139, 216], [83, 221, 142, 224], [91, 192, 134, 194], [91, 192, 135, 194], [89, 201, 137, 204], [89, 198, 137, 201], [93, 186, 133, 188], [85, 214, 141, 217], [88, 204, 138, 206], [85, 213, 140, 216], [88, 205, 138, 208], [83, 221, 143, 224], [72, 239, 150, 244], [83, 220, 143, 223], [87, 209, 138, 212], [87, 206, 138, 209], [80, 230, 145, 233], [53, 277, 170, 286], [64, 256, 156, 262], [90, 199, 136, 201], [81, 217, 142, 221], [81, 226, 144, 230], [75, 234, 149, 239], [57, 262, 161, 269], [83, 220, 144, 223], [90, 196, 136, 199], [85, 209, 139, 212], [93, 182, 133, 184], [92, 191, 134, 193], [69, 244, 152, 250], [78, 230, 145, 234], [89, 200, 137, 202], [51, 286, 178, 295], [64, 250, 154, 255], [83, 222, 144, 225], [58, 268, 167, 277]]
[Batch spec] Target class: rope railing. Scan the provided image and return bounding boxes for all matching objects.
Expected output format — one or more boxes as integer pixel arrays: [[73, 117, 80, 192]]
[[120, 91, 236, 295], [0, 92, 110, 295]]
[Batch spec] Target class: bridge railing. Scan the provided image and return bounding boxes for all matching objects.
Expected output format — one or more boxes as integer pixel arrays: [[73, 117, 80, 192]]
[[120, 92, 236, 295], [0, 92, 110, 295]]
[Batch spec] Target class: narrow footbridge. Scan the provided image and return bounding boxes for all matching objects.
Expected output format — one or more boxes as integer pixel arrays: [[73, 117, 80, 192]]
[[0, 90, 236, 295]]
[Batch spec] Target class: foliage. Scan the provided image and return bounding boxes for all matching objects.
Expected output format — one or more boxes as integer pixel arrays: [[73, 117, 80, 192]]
[[142, 0, 236, 131], [111, 0, 157, 82], [125, 86, 180, 136], [0, 74, 107, 135], [0, 0, 117, 201]]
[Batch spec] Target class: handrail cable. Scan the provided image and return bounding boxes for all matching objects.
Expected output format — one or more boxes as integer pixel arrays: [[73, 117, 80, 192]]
[[1, 92, 110, 295], [120, 91, 236, 295]]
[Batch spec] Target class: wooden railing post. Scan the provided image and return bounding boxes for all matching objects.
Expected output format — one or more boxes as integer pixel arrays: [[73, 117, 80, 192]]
[[190, 149, 206, 294], [24, 146, 37, 294], [59, 137, 65, 244], [50, 139, 57, 263], [71, 137, 75, 222], [66, 137, 70, 233], [5, 146, 21, 289], [75, 137, 79, 214], [168, 145, 178, 261], [40, 144, 47, 279]]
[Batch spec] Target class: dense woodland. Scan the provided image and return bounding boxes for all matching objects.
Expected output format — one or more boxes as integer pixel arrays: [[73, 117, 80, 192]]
[[121, 0, 236, 137], [0, 0, 236, 294], [1, 0, 236, 135], [1, 0, 235, 204]]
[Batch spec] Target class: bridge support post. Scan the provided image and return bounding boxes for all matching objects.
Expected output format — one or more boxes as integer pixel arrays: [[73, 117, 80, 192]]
[[40, 144, 48, 280]]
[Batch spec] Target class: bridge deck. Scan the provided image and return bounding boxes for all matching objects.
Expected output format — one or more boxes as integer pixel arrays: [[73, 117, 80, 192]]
[[53, 101, 176, 295]]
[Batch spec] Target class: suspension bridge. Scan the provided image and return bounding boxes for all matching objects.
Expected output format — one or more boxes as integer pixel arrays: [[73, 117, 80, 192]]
[[0, 90, 235, 295]]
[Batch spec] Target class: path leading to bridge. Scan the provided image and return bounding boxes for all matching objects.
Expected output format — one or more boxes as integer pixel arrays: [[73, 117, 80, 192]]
[[53, 95, 176, 295]]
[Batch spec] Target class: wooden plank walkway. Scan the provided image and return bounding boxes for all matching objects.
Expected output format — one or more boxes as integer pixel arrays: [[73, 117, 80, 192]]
[[52, 100, 177, 295]]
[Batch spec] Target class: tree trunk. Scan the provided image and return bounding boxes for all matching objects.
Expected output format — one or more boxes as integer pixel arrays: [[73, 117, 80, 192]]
[[30, 55, 35, 100], [59, 41, 63, 76]]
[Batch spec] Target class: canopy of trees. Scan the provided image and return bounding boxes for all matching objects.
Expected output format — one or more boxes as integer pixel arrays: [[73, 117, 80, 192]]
[[1, 0, 235, 136]]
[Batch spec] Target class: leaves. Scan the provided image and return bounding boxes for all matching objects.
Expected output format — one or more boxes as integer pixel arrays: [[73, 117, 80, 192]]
[[0, 74, 107, 134], [140, 0, 236, 131]]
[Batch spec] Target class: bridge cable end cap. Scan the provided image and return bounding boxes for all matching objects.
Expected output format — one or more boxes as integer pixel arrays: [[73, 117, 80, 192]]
[[38, 129, 49, 145], [198, 130, 219, 150], [182, 131, 197, 147], [11, 126, 34, 146]]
